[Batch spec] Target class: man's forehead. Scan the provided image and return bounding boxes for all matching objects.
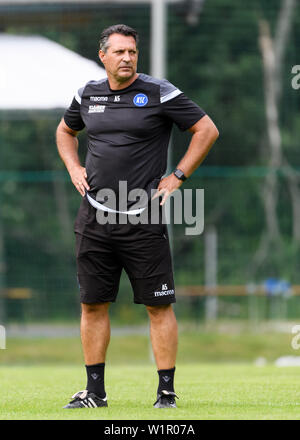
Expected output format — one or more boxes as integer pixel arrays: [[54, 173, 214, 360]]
[[108, 33, 137, 50]]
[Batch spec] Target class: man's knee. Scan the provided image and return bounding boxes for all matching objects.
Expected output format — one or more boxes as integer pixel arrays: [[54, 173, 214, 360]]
[[146, 304, 174, 319], [81, 302, 110, 316]]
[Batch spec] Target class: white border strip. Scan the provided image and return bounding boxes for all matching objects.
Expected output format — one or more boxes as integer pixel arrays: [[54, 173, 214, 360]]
[[0, 0, 182, 4]]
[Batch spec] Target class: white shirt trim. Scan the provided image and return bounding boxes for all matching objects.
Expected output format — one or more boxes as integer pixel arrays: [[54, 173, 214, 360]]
[[160, 88, 182, 104], [75, 92, 82, 104], [86, 193, 146, 215]]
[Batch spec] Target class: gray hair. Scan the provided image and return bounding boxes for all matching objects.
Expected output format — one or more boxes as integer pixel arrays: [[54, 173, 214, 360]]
[[99, 24, 139, 53]]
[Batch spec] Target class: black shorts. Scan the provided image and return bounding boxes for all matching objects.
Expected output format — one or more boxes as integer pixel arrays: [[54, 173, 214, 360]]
[[74, 196, 176, 306]]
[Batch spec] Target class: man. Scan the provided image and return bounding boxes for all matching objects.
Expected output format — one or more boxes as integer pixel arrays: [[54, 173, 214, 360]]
[[56, 24, 218, 409]]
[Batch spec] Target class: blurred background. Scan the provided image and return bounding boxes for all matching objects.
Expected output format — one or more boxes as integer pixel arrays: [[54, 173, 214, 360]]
[[1, 0, 300, 364]]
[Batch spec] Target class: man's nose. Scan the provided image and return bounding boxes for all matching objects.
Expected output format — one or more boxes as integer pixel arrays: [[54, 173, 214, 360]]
[[122, 51, 131, 62]]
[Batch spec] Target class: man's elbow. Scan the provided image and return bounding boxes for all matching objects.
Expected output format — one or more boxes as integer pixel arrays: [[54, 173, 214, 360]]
[[214, 126, 220, 141], [209, 120, 219, 143], [191, 116, 219, 143]]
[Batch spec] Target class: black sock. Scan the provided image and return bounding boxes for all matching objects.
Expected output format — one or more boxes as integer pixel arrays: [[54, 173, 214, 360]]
[[157, 366, 175, 394], [85, 363, 106, 398]]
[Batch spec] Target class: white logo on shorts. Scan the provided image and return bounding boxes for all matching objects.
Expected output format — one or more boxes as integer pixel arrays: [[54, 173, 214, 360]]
[[154, 285, 174, 297]]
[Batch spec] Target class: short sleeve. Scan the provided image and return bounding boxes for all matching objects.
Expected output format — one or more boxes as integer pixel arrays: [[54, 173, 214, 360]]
[[160, 84, 206, 131], [63, 87, 85, 131]]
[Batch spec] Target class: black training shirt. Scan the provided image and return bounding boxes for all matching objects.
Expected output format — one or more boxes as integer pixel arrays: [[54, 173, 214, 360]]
[[64, 73, 206, 206]]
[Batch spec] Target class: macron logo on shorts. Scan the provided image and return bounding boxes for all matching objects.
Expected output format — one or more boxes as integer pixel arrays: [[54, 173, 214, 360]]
[[154, 284, 174, 297]]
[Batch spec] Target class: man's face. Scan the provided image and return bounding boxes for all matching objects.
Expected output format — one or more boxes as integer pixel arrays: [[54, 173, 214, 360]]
[[99, 33, 138, 83]]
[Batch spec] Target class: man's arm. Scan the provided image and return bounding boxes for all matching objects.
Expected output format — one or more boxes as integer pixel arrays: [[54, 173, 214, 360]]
[[153, 114, 219, 205], [56, 118, 90, 196]]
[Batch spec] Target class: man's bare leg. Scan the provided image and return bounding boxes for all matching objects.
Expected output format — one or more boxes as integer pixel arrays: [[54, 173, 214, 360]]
[[146, 304, 178, 407], [146, 304, 178, 369], [80, 302, 110, 401], [80, 302, 111, 364], [64, 302, 111, 407]]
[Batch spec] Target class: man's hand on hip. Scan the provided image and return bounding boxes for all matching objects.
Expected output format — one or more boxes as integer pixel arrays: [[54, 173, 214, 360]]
[[152, 174, 183, 206], [69, 165, 90, 196]]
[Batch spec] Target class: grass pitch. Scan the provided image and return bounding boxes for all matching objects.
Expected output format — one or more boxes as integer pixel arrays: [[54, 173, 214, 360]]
[[1, 363, 300, 420]]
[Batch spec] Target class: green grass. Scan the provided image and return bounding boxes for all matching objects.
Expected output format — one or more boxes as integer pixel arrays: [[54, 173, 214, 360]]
[[1, 364, 300, 419], [1, 329, 297, 364], [1, 329, 299, 419]]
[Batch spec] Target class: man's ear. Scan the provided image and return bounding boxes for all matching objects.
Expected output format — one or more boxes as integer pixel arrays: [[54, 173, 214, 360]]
[[98, 50, 105, 65]]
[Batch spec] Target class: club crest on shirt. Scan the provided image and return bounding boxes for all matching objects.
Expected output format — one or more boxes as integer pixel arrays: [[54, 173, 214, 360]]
[[133, 93, 148, 107]]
